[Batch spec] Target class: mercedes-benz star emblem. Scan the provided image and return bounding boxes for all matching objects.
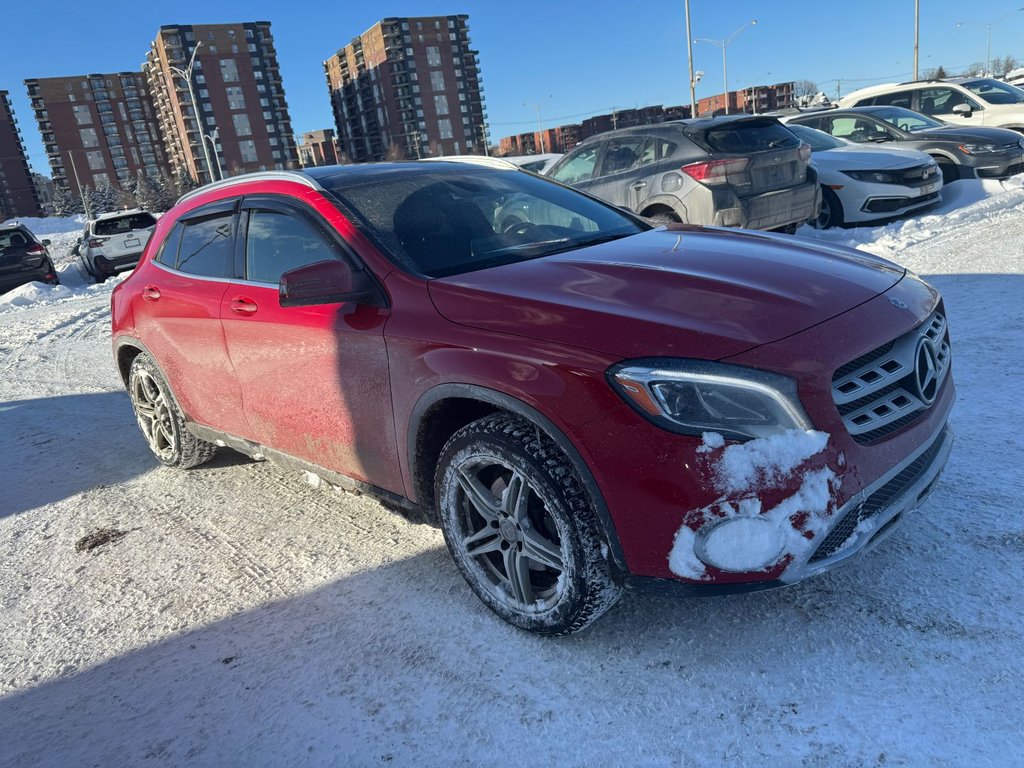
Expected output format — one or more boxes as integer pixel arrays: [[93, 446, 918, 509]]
[[914, 337, 940, 405]]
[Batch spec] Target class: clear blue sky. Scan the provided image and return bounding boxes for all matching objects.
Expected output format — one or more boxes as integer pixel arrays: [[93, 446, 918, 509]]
[[4, 0, 1023, 176]]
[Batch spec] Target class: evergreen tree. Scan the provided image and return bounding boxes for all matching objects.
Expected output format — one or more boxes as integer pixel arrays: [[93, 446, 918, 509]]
[[91, 183, 119, 215], [52, 187, 83, 216], [173, 167, 198, 198]]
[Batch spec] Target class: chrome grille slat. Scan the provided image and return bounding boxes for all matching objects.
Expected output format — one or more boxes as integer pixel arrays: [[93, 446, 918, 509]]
[[831, 308, 951, 443]]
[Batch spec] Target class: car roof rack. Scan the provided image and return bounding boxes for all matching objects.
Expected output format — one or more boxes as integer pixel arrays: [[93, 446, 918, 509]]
[[176, 170, 323, 206], [420, 155, 519, 170]]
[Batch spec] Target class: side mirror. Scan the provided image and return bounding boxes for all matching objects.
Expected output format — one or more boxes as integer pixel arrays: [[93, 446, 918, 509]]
[[41, 239, 51, 246], [952, 104, 972, 116], [279, 259, 381, 308]]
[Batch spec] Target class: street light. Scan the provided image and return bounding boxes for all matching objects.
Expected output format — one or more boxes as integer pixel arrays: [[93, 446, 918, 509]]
[[203, 128, 223, 180], [956, 8, 1024, 76], [694, 19, 757, 115], [167, 41, 216, 184], [524, 96, 552, 153]]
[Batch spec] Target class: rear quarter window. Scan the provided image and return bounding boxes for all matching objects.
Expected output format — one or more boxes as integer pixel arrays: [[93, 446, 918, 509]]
[[153, 223, 183, 267]]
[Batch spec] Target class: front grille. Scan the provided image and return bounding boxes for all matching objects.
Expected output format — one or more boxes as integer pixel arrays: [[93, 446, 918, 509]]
[[809, 431, 946, 562], [831, 308, 951, 444], [893, 163, 939, 184]]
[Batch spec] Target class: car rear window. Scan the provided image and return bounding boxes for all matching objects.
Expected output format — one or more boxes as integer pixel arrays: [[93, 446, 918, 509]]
[[0, 229, 34, 251], [699, 121, 800, 153], [93, 213, 157, 236]]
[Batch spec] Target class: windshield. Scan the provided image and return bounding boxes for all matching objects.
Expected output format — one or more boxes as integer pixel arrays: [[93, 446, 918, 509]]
[[320, 165, 647, 278], [870, 106, 944, 132], [787, 124, 845, 151], [962, 79, 1024, 105]]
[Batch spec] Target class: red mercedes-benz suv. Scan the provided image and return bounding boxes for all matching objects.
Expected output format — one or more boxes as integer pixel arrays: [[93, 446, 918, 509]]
[[111, 159, 954, 635]]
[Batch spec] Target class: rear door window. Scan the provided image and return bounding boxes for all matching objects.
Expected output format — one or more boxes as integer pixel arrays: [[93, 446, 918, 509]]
[[827, 116, 892, 142], [599, 137, 647, 176], [871, 90, 915, 109], [919, 87, 982, 115], [176, 214, 236, 278]]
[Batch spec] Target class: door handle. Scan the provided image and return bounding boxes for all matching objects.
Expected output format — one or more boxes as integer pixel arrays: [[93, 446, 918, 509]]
[[229, 296, 258, 315], [630, 181, 648, 190], [142, 285, 161, 301]]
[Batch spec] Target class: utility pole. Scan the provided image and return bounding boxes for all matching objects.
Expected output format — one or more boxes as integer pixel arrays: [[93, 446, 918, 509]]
[[685, 0, 696, 118], [914, 0, 920, 80], [67, 150, 89, 217], [524, 96, 551, 154], [478, 124, 490, 156]]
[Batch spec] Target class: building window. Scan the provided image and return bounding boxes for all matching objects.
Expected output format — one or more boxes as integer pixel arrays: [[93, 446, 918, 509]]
[[226, 87, 246, 110], [86, 151, 106, 170], [430, 71, 446, 92], [220, 59, 239, 82], [72, 105, 92, 125], [434, 94, 449, 115], [79, 127, 99, 147], [426, 46, 441, 66], [93, 172, 110, 186], [239, 140, 258, 163], [232, 113, 251, 136], [209, 45, 218, 54], [438, 119, 453, 139]]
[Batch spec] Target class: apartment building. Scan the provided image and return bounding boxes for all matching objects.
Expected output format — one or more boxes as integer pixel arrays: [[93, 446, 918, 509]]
[[324, 15, 487, 162], [697, 81, 796, 116], [0, 91, 42, 218], [144, 21, 298, 182], [296, 129, 339, 167]]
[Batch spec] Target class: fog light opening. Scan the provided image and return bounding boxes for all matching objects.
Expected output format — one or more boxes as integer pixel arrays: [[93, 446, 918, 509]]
[[697, 516, 784, 572]]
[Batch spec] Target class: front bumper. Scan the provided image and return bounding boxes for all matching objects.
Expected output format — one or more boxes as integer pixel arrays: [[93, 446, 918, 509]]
[[966, 151, 1024, 179]]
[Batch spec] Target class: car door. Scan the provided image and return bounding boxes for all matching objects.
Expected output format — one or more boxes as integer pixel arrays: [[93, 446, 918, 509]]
[[918, 87, 985, 127], [587, 136, 649, 209], [132, 199, 253, 438], [547, 142, 603, 195], [219, 196, 403, 494]]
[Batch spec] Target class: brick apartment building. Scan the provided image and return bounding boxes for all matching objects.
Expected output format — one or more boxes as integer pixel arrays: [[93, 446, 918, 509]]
[[0, 91, 42, 218], [296, 129, 339, 167], [24, 72, 170, 197], [498, 104, 691, 157], [324, 15, 487, 161], [144, 22, 298, 183], [696, 81, 796, 116]]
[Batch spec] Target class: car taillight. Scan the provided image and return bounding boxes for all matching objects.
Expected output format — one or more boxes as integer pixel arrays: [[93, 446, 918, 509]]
[[680, 157, 749, 184], [798, 143, 812, 162], [26, 244, 46, 256], [88, 238, 104, 248]]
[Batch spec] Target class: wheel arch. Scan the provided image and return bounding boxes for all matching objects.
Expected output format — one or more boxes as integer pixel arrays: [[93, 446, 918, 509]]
[[408, 383, 627, 569]]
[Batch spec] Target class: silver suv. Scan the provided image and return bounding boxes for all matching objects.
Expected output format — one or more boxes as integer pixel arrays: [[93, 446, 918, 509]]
[[545, 116, 820, 231], [75, 209, 157, 282]]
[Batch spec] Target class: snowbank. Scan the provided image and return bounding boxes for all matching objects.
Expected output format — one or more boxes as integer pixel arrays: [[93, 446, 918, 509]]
[[1, 214, 85, 236]]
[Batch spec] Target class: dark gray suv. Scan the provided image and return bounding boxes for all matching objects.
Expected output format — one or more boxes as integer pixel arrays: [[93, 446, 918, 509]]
[[545, 116, 820, 231]]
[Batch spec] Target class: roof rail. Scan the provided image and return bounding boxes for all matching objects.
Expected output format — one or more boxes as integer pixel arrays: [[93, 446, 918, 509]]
[[420, 155, 519, 170], [176, 170, 323, 206]]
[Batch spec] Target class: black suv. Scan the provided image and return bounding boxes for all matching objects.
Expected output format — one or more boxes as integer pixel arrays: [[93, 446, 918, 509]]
[[0, 223, 59, 294]]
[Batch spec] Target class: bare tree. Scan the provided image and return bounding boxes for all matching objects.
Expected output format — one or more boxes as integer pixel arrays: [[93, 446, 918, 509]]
[[923, 65, 948, 80], [990, 55, 1020, 77], [794, 79, 818, 98]]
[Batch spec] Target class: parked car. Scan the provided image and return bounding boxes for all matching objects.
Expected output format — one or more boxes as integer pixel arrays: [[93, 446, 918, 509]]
[[0, 222, 59, 294], [840, 78, 1024, 133], [785, 106, 1024, 184], [76, 209, 157, 282], [785, 123, 942, 228], [502, 153, 563, 175], [112, 164, 954, 635], [544, 116, 821, 231]]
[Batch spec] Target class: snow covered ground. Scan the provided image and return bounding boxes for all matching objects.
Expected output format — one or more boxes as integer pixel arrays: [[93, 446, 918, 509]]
[[2, 180, 1023, 766]]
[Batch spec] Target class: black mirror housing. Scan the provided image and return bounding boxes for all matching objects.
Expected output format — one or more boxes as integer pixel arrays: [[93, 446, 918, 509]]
[[279, 259, 381, 308]]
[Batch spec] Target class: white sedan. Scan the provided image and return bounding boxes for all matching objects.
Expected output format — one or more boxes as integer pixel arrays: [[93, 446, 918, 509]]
[[785, 123, 943, 228]]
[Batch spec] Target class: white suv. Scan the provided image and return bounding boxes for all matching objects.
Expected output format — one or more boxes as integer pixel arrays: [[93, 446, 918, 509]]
[[840, 78, 1024, 133], [76, 209, 158, 282]]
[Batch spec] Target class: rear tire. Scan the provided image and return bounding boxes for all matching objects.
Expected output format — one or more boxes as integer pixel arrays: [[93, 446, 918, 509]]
[[128, 354, 216, 469], [435, 413, 623, 635], [646, 210, 682, 225], [813, 187, 844, 229]]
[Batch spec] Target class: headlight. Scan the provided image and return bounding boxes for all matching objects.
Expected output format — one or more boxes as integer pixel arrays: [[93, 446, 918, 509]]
[[607, 359, 813, 441], [843, 170, 898, 183], [958, 143, 1002, 155]]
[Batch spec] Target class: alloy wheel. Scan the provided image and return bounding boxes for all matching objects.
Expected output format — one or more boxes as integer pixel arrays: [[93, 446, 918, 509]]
[[130, 369, 175, 460]]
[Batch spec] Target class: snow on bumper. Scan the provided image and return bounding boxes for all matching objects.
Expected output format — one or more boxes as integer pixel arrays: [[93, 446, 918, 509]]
[[668, 422, 954, 585]]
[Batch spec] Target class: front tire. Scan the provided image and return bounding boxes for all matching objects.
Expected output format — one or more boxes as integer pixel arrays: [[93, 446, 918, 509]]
[[936, 159, 959, 185], [435, 414, 623, 635], [813, 186, 844, 229], [128, 354, 216, 469]]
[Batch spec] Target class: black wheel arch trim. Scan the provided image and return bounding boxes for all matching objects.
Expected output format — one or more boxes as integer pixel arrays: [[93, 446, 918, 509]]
[[408, 382, 627, 570]]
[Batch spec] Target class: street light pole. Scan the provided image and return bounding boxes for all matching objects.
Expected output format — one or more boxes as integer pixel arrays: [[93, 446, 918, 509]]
[[956, 8, 1024, 76], [694, 20, 757, 115], [524, 96, 552, 153], [914, 0, 920, 80], [204, 128, 223, 180], [168, 41, 216, 184], [685, 0, 696, 118]]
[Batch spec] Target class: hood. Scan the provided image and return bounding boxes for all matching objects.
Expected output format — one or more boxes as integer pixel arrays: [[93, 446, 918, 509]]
[[428, 227, 905, 361], [918, 125, 1024, 144], [813, 144, 932, 171]]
